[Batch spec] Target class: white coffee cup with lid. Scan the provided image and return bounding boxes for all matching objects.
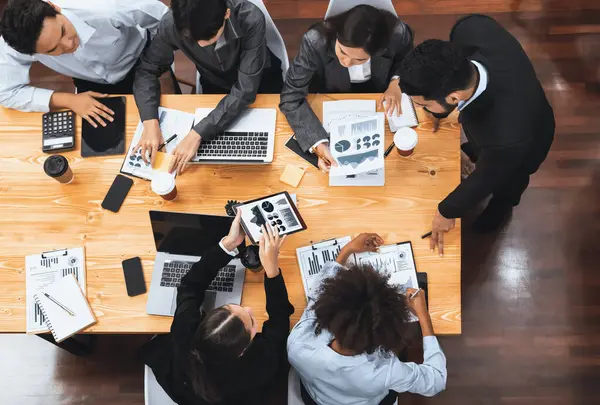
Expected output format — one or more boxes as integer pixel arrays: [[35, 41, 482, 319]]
[[394, 128, 419, 157], [151, 172, 177, 201]]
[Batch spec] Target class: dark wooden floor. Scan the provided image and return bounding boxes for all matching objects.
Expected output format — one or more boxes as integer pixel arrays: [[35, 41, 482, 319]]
[[2, 1, 600, 404]]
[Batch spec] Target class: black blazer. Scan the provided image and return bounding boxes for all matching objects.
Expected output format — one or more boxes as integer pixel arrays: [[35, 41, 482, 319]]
[[140, 244, 294, 405], [438, 15, 555, 219], [280, 21, 414, 151]]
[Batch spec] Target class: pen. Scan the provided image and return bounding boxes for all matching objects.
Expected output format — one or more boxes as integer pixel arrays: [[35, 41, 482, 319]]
[[410, 288, 422, 300], [384, 142, 395, 158], [158, 134, 178, 151], [43, 293, 75, 316], [421, 231, 432, 239]]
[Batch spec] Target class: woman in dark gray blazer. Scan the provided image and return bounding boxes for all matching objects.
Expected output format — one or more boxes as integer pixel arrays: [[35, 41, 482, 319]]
[[279, 5, 413, 171]]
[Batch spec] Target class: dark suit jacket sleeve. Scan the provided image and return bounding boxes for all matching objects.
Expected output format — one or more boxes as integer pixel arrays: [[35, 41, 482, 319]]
[[193, 14, 267, 141], [260, 272, 294, 343], [133, 15, 178, 123], [170, 244, 233, 340], [438, 141, 531, 218], [390, 21, 415, 78], [279, 31, 329, 152]]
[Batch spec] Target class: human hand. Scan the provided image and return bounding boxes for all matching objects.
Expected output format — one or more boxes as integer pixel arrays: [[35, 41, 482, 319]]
[[169, 129, 202, 175], [70, 91, 114, 129], [259, 224, 286, 278], [346, 233, 384, 254], [314, 143, 338, 173], [222, 209, 245, 251], [430, 208, 456, 256], [378, 79, 403, 117], [134, 119, 163, 165], [405, 287, 428, 318]]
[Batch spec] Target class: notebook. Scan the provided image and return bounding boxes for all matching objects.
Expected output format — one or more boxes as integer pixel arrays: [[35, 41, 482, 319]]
[[386, 93, 419, 132], [33, 274, 96, 343]]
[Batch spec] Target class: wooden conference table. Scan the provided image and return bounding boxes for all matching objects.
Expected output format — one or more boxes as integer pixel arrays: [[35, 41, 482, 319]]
[[0, 94, 462, 335]]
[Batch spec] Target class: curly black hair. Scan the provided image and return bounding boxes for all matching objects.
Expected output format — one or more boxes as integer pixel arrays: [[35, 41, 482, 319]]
[[0, 0, 59, 55], [312, 263, 411, 355], [399, 39, 475, 101]]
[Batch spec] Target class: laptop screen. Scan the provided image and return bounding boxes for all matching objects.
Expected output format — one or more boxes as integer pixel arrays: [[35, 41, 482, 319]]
[[149, 211, 234, 257]]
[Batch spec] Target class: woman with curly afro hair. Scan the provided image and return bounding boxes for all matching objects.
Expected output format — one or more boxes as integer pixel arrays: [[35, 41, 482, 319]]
[[287, 233, 447, 405]]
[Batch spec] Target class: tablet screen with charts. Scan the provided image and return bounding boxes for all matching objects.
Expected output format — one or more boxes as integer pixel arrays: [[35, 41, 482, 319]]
[[236, 192, 307, 244]]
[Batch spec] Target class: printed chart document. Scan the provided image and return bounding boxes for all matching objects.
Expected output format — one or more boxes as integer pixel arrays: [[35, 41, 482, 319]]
[[26, 247, 86, 333], [121, 107, 195, 180], [296, 237, 352, 298], [329, 113, 386, 186], [322, 100, 377, 133]]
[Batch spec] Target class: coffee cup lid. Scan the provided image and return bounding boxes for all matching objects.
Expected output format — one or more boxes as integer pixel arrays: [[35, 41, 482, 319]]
[[44, 155, 68, 177], [394, 128, 418, 150], [151, 172, 176, 195]]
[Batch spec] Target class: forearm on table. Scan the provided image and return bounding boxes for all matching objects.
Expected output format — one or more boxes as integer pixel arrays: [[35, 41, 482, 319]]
[[335, 246, 354, 265], [418, 313, 435, 337], [49, 92, 76, 110]]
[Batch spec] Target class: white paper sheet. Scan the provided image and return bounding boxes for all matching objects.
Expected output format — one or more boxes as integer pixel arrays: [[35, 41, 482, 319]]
[[121, 107, 195, 180], [26, 247, 86, 333], [322, 100, 377, 133]]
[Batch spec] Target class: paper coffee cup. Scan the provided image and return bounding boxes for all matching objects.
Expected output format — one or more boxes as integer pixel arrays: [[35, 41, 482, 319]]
[[394, 128, 418, 157], [44, 155, 74, 184], [151, 172, 177, 201]]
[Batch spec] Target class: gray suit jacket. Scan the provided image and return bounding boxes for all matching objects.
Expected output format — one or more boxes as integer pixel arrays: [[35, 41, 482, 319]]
[[279, 22, 413, 151], [133, 0, 267, 141]]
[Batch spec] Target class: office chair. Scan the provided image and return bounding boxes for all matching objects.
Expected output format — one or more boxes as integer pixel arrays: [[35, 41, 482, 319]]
[[325, 0, 398, 18], [144, 365, 177, 405]]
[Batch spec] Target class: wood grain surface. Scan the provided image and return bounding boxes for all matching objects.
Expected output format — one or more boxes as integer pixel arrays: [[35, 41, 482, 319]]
[[0, 94, 461, 334]]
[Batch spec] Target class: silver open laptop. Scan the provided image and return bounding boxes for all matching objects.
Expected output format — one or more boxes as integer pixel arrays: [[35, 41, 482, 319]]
[[192, 108, 276, 164], [146, 210, 246, 317]]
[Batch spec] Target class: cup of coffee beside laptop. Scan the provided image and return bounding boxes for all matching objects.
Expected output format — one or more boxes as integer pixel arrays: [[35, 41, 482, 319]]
[[151, 172, 177, 201], [44, 155, 74, 184], [394, 128, 418, 157]]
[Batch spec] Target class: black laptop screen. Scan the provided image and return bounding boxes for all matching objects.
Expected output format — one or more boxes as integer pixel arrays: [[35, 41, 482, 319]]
[[149, 211, 234, 257]]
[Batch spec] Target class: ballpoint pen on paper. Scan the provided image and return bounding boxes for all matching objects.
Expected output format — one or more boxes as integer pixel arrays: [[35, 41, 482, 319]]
[[410, 288, 422, 300], [43, 293, 75, 316], [158, 134, 178, 151]]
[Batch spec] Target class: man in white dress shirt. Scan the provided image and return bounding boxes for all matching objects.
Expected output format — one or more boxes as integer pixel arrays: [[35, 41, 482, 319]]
[[0, 0, 167, 128]]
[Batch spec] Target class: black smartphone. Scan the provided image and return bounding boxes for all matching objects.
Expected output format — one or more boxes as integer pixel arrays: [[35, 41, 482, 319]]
[[101, 174, 133, 213], [122, 257, 147, 297], [417, 272, 429, 308]]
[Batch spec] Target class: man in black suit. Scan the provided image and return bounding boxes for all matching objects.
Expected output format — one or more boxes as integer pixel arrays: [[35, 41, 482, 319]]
[[398, 14, 555, 253]]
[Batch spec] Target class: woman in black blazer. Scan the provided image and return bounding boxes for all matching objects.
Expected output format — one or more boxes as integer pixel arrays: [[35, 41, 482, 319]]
[[141, 211, 294, 405], [279, 5, 414, 171]]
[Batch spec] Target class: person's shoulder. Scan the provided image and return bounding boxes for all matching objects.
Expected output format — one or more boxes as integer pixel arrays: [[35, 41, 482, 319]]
[[450, 14, 502, 39], [302, 24, 328, 51], [233, 0, 266, 30]]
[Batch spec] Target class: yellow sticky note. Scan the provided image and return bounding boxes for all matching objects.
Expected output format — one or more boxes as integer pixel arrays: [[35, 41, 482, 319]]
[[152, 151, 173, 173], [280, 164, 306, 188]]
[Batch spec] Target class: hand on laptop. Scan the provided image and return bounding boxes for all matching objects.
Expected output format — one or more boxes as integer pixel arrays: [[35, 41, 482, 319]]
[[135, 119, 163, 165], [170, 129, 202, 175], [314, 143, 338, 173], [222, 210, 245, 252], [259, 224, 286, 278]]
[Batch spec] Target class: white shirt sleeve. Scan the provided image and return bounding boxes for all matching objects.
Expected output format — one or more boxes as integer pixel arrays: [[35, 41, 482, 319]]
[[309, 139, 329, 154], [0, 40, 54, 112], [108, 0, 168, 37], [218, 237, 239, 257], [386, 336, 447, 397]]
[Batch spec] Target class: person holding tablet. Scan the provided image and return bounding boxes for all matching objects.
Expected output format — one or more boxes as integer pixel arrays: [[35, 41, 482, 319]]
[[141, 213, 294, 405], [279, 5, 414, 172], [287, 233, 447, 405]]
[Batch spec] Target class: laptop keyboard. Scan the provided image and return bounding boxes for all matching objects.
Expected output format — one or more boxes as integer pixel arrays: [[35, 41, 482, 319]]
[[196, 131, 269, 159], [160, 261, 236, 293]]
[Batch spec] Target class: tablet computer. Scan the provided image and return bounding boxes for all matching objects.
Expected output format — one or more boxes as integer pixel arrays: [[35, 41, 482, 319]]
[[81, 96, 126, 157]]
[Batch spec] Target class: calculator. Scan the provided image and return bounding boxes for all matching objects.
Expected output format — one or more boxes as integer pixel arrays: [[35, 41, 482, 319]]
[[42, 110, 75, 153]]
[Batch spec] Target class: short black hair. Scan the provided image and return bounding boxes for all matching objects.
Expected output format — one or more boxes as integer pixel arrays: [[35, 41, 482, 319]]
[[399, 39, 474, 100], [0, 0, 59, 55], [318, 5, 398, 56], [171, 0, 228, 41], [312, 263, 411, 355]]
